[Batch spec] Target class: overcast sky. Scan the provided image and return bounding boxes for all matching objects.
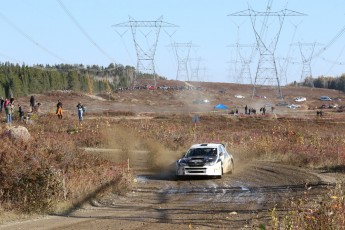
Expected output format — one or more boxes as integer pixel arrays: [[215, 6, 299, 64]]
[[0, 0, 344, 85]]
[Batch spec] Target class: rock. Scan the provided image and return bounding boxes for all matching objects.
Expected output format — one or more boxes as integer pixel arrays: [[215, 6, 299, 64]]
[[7, 126, 31, 142]]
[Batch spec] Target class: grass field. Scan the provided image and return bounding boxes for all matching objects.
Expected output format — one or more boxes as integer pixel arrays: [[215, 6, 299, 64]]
[[1, 81, 344, 227]]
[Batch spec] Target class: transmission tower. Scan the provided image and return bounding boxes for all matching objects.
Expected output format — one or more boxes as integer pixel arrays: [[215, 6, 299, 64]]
[[292, 42, 322, 85], [170, 42, 193, 81], [227, 59, 241, 82], [229, 5, 306, 98], [113, 16, 177, 86], [189, 57, 204, 82], [229, 43, 256, 84]]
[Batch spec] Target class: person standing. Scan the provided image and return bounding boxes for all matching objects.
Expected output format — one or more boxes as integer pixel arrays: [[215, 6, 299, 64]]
[[56, 100, 63, 119], [5, 101, 13, 124], [76, 102, 84, 122], [4, 98, 9, 109], [30, 95, 35, 112], [18, 104, 24, 122], [0, 97, 4, 112]]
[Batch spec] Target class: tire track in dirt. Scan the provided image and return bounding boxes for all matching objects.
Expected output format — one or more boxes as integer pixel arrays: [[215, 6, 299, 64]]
[[0, 155, 336, 230]]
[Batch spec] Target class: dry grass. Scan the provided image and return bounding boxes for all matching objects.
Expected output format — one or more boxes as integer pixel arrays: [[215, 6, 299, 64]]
[[270, 184, 345, 229], [117, 113, 345, 169], [114, 112, 345, 228], [3, 82, 345, 226], [0, 114, 132, 216]]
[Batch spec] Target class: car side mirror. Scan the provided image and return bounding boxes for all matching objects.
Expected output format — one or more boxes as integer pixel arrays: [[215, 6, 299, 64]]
[[219, 152, 223, 156]]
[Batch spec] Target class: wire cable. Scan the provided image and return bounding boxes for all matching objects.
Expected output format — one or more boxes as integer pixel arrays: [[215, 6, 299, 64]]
[[112, 30, 136, 67], [56, 0, 116, 63], [0, 11, 68, 63]]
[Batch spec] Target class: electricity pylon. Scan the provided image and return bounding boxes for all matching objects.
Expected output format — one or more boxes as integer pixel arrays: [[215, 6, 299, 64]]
[[228, 43, 256, 84], [189, 57, 204, 82], [170, 42, 193, 81], [113, 16, 177, 86], [229, 4, 306, 98], [292, 42, 322, 85]]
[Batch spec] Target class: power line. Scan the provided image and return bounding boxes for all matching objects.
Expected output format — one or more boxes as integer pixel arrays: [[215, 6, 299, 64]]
[[56, 0, 116, 63], [0, 11, 68, 63], [113, 30, 136, 66], [314, 24, 345, 58]]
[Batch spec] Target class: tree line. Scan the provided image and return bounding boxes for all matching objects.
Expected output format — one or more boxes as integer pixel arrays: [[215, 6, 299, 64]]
[[0, 62, 142, 98], [300, 74, 345, 91], [5, 60, 344, 99]]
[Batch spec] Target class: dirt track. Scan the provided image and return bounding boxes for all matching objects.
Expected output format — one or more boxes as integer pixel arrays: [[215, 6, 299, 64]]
[[3, 83, 343, 229], [0, 153, 337, 230]]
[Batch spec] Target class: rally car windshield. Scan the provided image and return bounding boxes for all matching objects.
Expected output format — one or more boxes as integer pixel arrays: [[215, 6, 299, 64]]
[[186, 148, 217, 157]]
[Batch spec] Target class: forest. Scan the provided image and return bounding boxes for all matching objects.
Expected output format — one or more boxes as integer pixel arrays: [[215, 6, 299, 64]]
[[0, 62, 139, 98], [1, 61, 345, 99]]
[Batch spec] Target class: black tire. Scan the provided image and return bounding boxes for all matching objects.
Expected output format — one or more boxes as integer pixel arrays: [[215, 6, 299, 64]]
[[217, 166, 223, 179], [229, 160, 234, 174]]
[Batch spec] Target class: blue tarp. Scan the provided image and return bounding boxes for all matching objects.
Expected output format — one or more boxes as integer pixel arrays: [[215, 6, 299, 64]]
[[214, 104, 228, 110]]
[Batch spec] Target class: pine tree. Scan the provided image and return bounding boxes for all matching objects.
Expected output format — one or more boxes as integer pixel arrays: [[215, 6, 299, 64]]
[[85, 72, 94, 94], [67, 71, 80, 91]]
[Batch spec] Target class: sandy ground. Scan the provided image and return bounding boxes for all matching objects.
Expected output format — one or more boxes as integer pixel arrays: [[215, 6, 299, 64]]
[[2, 82, 344, 229], [0, 150, 340, 230]]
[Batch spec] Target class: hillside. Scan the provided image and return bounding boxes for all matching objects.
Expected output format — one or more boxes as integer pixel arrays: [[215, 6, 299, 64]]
[[2, 79, 345, 229], [14, 79, 345, 118]]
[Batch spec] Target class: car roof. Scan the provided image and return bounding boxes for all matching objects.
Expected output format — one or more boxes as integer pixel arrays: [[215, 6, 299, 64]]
[[190, 143, 223, 149]]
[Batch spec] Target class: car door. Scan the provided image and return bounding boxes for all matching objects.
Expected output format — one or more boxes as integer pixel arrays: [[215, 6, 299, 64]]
[[218, 145, 229, 172]]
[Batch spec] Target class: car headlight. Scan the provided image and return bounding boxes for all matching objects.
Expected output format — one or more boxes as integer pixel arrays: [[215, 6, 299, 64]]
[[204, 161, 216, 166], [177, 160, 187, 166]]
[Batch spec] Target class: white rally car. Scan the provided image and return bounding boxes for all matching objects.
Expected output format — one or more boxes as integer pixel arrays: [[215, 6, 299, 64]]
[[176, 143, 234, 178]]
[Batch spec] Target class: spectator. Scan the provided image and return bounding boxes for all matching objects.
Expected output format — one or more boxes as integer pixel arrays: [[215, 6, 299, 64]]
[[316, 110, 323, 117], [4, 98, 9, 109], [18, 104, 24, 122], [30, 95, 35, 112], [5, 101, 14, 124], [34, 102, 41, 113], [56, 100, 63, 119], [0, 97, 4, 112], [76, 102, 85, 122]]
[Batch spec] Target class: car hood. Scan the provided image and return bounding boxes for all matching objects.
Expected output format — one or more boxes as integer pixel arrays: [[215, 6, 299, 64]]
[[178, 156, 217, 166]]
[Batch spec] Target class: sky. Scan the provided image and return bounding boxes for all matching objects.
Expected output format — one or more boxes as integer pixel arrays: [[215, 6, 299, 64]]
[[0, 0, 345, 85]]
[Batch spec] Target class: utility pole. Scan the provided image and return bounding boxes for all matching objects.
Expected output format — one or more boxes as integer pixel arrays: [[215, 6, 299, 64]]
[[229, 3, 306, 98], [113, 16, 177, 86]]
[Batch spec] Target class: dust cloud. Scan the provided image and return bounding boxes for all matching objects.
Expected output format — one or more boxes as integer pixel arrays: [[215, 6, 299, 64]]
[[101, 125, 180, 173], [227, 146, 256, 176]]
